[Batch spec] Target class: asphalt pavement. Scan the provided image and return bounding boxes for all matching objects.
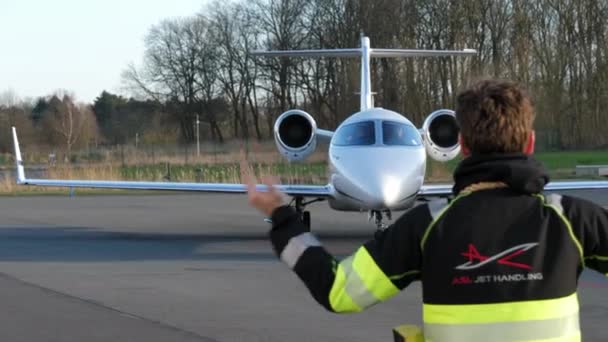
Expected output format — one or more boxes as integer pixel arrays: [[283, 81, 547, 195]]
[[0, 192, 604, 341]]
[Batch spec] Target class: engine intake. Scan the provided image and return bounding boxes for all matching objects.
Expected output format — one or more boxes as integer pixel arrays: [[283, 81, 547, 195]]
[[421, 109, 460, 162], [274, 109, 317, 162]]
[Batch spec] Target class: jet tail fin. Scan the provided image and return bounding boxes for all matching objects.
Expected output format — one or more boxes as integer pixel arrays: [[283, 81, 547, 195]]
[[12, 127, 25, 184]]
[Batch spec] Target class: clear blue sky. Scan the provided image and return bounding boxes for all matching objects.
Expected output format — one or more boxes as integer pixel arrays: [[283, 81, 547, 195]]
[[0, 0, 206, 104]]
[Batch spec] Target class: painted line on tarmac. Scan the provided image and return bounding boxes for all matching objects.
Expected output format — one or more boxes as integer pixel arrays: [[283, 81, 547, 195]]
[[0, 271, 221, 342]]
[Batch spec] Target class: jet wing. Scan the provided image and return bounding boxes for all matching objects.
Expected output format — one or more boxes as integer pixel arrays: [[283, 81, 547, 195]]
[[419, 180, 608, 198], [11, 127, 332, 198], [544, 181, 608, 191], [416, 184, 453, 197], [16, 179, 332, 197], [12, 127, 607, 199]]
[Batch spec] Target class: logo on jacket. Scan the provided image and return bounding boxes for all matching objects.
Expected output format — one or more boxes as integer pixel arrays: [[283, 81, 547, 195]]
[[455, 243, 539, 270]]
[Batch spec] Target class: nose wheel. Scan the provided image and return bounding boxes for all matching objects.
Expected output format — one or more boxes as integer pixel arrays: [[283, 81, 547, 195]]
[[302, 211, 311, 231], [369, 210, 392, 230]]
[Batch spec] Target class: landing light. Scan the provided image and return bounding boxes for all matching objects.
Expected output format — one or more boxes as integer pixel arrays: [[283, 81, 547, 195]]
[[382, 175, 403, 206]]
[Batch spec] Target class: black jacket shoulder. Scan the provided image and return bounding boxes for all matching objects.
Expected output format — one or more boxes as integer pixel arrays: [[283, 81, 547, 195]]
[[560, 195, 608, 272]]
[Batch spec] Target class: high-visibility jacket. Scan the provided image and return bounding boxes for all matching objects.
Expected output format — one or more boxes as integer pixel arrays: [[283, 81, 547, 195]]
[[268, 154, 608, 342]]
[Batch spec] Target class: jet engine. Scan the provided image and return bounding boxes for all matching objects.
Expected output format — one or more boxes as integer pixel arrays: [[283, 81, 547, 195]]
[[421, 109, 460, 162], [274, 109, 317, 162]]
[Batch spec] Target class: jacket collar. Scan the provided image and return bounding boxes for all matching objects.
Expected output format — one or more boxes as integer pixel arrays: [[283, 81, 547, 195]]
[[452, 153, 549, 195]]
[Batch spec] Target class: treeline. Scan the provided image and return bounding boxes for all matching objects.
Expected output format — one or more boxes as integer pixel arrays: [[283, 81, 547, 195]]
[[0, 90, 99, 155], [123, 0, 608, 149], [2, 0, 608, 153]]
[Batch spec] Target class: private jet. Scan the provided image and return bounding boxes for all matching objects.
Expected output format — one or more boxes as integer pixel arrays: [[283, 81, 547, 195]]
[[11, 36, 608, 229]]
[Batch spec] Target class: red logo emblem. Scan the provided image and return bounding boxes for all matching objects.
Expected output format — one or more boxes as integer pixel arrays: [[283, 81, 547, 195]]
[[456, 243, 538, 270]]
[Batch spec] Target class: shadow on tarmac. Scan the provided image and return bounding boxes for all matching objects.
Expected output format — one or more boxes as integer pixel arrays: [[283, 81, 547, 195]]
[[0, 226, 370, 262], [0, 225, 604, 288]]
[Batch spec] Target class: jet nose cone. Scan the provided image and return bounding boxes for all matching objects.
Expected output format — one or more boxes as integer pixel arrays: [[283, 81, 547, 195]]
[[362, 175, 408, 208], [330, 145, 426, 210]]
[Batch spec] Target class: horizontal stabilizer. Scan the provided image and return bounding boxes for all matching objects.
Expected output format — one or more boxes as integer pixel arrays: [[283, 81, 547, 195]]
[[370, 48, 477, 58], [251, 49, 361, 58], [251, 48, 477, 58], [252, 36, 477, 111]]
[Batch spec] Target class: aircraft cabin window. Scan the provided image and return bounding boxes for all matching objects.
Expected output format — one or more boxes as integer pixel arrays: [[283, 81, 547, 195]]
[[382, 121, 422, 146], [333, 121, 376, 146]]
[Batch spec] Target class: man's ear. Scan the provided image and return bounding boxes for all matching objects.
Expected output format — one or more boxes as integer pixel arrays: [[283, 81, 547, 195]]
[[459, 134, 470, 157], [524, 130, 535, 155]]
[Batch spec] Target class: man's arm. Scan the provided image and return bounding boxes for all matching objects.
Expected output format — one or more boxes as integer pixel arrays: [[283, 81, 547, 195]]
[[269, 204, 432, 313], [561, 196, 608, 275]]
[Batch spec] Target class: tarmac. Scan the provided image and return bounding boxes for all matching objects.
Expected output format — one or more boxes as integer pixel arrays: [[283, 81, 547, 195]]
[[0, 190, 604, 341]]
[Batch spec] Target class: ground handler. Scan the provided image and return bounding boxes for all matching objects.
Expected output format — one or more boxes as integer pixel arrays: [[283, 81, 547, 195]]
[[245, 79, 608, 341]]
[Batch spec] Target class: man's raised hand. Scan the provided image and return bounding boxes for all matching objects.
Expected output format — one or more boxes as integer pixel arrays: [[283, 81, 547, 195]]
[[240, 151, 285, 217]]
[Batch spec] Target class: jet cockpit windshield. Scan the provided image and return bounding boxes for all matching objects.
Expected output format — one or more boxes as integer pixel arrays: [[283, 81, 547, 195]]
[[382, 121, 422, 146], [333, 121, 375, 146]]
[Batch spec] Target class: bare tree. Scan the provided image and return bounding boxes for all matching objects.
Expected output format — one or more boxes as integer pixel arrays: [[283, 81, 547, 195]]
[[211, 1, 271, 141], [0, 89, 36, 153], [41, 95, 98, 160], [123, 16, 216, 142], [250, 0, 313, 113]]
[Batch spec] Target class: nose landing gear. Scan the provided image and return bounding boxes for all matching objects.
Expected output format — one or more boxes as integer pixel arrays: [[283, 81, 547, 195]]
[[369, 210, 392, 230], [292, 196, 324, 232]]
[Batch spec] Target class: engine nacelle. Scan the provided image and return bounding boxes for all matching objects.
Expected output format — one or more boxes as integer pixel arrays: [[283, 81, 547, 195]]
[[274, 109, 317, 162], [421, 109, 460, 162]]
